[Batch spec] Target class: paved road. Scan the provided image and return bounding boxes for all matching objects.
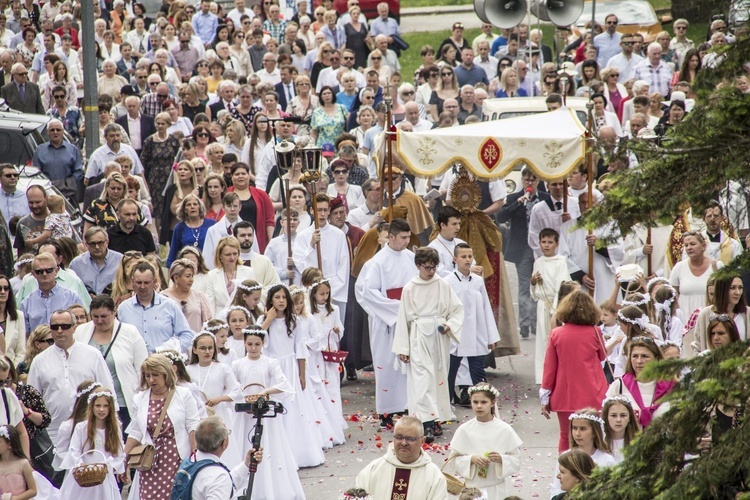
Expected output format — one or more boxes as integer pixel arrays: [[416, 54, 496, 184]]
[[299, 262, 560, 499]]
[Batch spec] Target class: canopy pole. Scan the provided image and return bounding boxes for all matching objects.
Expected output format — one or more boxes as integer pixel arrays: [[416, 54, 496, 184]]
[[586, 101, 595, 297], [384, 84, 394, 221]]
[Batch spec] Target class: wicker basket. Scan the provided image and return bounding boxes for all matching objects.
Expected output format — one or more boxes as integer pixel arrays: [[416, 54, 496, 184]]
[[321, 329, 348, 364], [200, 391, 216, 417], [243, 383, 266, 403], [72, 450, 109, 488], [440, 455, 466, 495]]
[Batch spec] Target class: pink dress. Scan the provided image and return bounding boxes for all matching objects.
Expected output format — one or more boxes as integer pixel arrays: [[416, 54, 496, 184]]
[[0, 459, 28, 495], [138, 398, 181, 500]]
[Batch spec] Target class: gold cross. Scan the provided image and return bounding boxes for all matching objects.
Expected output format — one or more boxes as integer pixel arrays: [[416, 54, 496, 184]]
[[394, 479, 407, 491]]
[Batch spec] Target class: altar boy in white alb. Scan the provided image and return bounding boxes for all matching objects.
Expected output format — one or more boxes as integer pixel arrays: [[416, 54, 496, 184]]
[[445, 243, 500, 401], [393, 247, 464, 442], [293, 194, 350, 317]]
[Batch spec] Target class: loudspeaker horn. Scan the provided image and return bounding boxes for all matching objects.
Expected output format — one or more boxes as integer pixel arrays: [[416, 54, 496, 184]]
[[531, 0, 584, 27], [474, 0, 528, 29]]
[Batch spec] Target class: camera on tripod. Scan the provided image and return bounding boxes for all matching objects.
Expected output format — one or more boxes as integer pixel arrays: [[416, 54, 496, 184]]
[[235, 396, 284, 417]]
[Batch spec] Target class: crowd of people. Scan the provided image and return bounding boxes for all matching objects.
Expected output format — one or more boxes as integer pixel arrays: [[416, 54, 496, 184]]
[[0, 0, 748, 498]]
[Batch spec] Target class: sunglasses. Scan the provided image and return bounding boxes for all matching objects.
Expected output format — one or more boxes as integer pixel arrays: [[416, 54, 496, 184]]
[[50, 324, 73, 331], [631, 336, 655, 344], [709, 314, 732, 322], [402, 91, 415, 96], [124, 250, 143, 257], [53, 94, 66, 99], [33, 267, 55, 275], [441, 72, 453, 76], [195, 167, 206, 172], [157, 94, 169, 98], [38, 338, 55, 345], [622, 41, 634, 46], [197, 133, 210, 137], [0, 286, 10, 292], [606, 21, 618, 25], [342, 56, 354, 60], [371, 56, 381, 60], [333, 169, 348, 174], [3, 173, 18, 178]]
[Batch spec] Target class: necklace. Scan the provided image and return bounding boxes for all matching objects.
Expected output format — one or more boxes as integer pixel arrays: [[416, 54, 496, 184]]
[[189, 225, 201, 246]]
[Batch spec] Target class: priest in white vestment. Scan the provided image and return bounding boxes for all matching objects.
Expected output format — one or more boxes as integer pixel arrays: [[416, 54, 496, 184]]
[[355, 218, 418, 428], [393, 247, 464, 437], [293, 194, 350, 317], [356, 416, 448, 500]]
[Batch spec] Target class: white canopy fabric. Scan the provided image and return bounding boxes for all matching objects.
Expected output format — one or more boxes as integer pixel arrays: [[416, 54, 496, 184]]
[[376, 108, 587, 181]]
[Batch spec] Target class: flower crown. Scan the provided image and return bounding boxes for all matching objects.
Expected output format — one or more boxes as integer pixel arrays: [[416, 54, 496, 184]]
[[75, 382, 102, 399], [14, 258, 34, 270], [88, 390, 115, 405], [602, 395, 632, 408], [653, 285, 676, 314], [227, 305, 253, 318], [657, 339, 682, 353], [237, 282, 262, 293], [203, 321, 228, 333], [310, 278, 330, 290], [569, 412, 606, 436], [158, 350, 186, 365], [617, 311, 650, 330], [243, 327, 267, 338], [290, 287, 307, 297], [468, 383, 500, 400], [622, 294, 649, 307], [196, 330, 216, 340], [646, 276, 670, 292], [0, 426, 9, 441]]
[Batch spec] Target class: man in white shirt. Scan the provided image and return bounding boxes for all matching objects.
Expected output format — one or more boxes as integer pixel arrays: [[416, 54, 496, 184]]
[[606, 33, 643, 84], [226, 0, 251, 28], [256, 53, 282, 85], [27, 309, 114, 442], [85, 124, 143, 185], [527, 178, 580, 259], [368, 34, 400, 73], [633, 43, 673, 96], [293, 194, 350, 317], [403, 101, 432, 132], [188, 416, 263, 500], [347, 179, 383, 230], [474, 40, 499, 80]]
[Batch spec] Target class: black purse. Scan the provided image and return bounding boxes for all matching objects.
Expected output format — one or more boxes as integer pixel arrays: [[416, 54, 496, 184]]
[[2, 388, 55, 480]]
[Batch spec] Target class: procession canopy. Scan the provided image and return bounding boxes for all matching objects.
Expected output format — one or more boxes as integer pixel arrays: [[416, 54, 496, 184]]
[[375, 108, 587, 181]]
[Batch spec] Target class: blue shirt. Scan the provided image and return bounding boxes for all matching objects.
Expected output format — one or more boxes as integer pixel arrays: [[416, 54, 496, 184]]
[[21, 284, 84, 332], [166, 219, 216, 267], [69, 249, 123, 295], [369, 17, 400, 38], [0, 189, 29, 224], [594, 31, 623, 70], [490, 36, 508, 56], [32, 141, 84, 182], [192, 11, 219, 45], [454, 64, 489, 87], [117, 293, 194, 353]]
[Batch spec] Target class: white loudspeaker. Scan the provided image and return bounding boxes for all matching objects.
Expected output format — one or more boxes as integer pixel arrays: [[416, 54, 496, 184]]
[[531, 0, 584, 27]]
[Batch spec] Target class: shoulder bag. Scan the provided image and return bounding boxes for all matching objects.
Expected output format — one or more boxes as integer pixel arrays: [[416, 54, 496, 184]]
[[128, 389, 175, 472]]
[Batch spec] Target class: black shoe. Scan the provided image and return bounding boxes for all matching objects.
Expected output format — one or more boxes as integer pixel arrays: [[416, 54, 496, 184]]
[[346, 367, 358, 381], [379, 414, 394, 430], [458, 387, 471, 407], [362, 364, 374, 372], [423, 423, 435, 443], [433, 421, 443, 437], [520, 325, 529, 339]]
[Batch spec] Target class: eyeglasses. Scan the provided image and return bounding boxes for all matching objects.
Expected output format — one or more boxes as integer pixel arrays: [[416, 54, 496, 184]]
[[50, 323, 73, 331], [124, 250, 143, 258], [333, 169, 348, 175], [14, 71, 28, 76], [38, 338, 55, 345], [33, 267, 55, 275], [137, 75, 148, 79], [87, 240, 107, 247], [371, 56, 381, 60], [0, 286, 10, 292], [606, 21, 618, 25], [195, 167, 206, 172], [675, 26, 687, 30], [709, 314, 732, 322], [197, 63, 208, 67], [393, 435, 419, 444], [622, 41, 634, 46], [402, 91, 415, 96], [196, 346, 214, 352], [236, 34, 245, 38], [610, 74, 620, 77], [419, 265, 437, 271], [3, 173, 18, 178], [197, 132, 209, 137], [342, 56, 354, 60], [53, 94, 66, 99], [322, 49, 332, 54]]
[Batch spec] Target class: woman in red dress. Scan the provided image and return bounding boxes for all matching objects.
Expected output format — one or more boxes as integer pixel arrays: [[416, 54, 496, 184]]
[[541, 291, 609, 452]]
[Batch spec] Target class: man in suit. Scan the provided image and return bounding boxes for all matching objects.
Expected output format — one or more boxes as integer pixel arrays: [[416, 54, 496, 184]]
[[115, 93, 155, 156], [208, 80, 236, 121], [497, 166, 550, 338], [274, 65, 297, 111], [0, 63, 45, 115]]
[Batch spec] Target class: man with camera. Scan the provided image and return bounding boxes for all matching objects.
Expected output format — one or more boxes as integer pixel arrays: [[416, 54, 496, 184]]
[[181, 416, 263, 499]]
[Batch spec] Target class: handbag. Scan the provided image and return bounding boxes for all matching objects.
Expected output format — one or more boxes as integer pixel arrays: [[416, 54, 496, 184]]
[[128, 389, 174, 472], [321, 329, 348, 364], [9, 386, 55, 480]]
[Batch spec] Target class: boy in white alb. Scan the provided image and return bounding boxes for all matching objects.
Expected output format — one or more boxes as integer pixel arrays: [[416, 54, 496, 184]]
[[530, 228, 570, 384], [264, 207, 301, 286], [203, 192, 243, 270], [445, 243, 500, 403], [393, 247, 464, 442]]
